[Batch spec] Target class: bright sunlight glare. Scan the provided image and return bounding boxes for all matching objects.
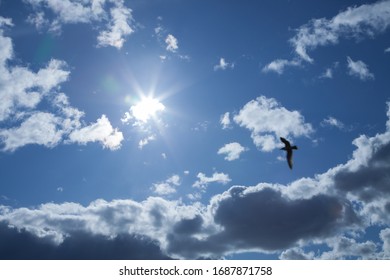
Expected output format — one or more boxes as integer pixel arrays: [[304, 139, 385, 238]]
[[129, 97, 165, 123]]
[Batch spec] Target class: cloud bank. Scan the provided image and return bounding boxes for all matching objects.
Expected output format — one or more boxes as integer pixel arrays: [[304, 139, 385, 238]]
[[2, 101, 390, 259]]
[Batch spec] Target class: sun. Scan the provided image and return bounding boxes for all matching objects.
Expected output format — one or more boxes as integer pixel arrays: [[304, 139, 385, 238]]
[[130, 96, 166, 123]]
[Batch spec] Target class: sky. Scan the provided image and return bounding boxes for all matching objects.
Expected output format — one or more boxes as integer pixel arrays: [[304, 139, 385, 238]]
[[0, 0, 390, 260]]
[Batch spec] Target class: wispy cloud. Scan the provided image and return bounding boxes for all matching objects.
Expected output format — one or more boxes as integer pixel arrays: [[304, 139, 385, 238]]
[[154, 19, 188, 60], [321, 116, 345, 129], [97, 1, 134, 49], [218, 142, 247, 161], [262, 59, 300, 74], [214, 58, 234, 71], [220, 112, 231, 129], [138, 135, 155, 149], [320, 68, 333, 79], [347, 56, 374, 81], [193, 172, 231, 189], [290, 0, 390, 63], [24, 0, 134, 49], [233, 96, 313, 151]]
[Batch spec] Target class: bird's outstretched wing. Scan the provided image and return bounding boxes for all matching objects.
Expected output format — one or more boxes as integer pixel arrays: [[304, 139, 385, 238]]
[[280, 137, 290, 147]]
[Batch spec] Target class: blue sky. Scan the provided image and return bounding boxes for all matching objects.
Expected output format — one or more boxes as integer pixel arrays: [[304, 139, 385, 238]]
[[0, 0, 390, 259]]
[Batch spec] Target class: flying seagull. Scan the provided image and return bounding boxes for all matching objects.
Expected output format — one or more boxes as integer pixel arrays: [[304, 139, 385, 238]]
[[280, 137, 298, 169]]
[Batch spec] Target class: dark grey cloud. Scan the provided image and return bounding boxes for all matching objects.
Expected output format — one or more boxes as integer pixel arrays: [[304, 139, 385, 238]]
[[213, 187, 345, 250], [173, 215, 203, 235], [334, 141, 390, 202], [167, 185, 358, 258], [0, 222, 171, 260]]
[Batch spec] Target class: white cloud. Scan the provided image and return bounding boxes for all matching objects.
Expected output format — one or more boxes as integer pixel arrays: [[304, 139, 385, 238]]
[[347, 56, 374, 80], [0, 112, 62, 152], [0, 23, 123, 151], [233, 96, 313, 151], [97, 1, 134, 49], [214, 58, 234, 71], [320, 68, 333, 79], [290, 0, 390, 62], [385, 47, 390, 53], [220, 112, 231, 129], [27, 12, 49, 30], [218, 142, 247, 161], [319, 236, 378, 259], [138, 135, 155, 149], [0, 16, 13, 27], [24, 0, 135, 48], [321, 116, 345, 129], [262, 59, 300, 74], [193, 172, 231, 189], [68, 115, 123, 150], [280, 248, 315, 260], [165, 34, 178, 52], [152, 175, 181, 196], [0, 58, 69, 122]]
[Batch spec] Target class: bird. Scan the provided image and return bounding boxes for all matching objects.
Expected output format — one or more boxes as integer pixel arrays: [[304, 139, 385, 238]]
[[280, 137, 298, 169]]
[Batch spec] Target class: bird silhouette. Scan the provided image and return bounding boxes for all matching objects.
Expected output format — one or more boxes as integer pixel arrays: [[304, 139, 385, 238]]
[[280, 137, 298, 169]]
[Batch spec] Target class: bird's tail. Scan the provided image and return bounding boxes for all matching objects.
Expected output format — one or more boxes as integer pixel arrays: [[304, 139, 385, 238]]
[[292, 145, 298, 150]]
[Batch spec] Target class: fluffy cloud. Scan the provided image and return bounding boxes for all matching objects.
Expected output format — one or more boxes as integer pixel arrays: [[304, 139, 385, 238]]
[[0, 112, 62, 152], [218, 142, 247, 161], [152, 175, 181, 196], [290, 0, 390, 63], [193, 172, 231, 189], [24, 0, 134, 49], [233, 96, 313, 151], [0, 197, 209, 259], [68, 115, 123, 150], [0, 20, 123, 151], [165, 34, 179, 52], [0, 57, 69, 122], [214, 58, 234, 71], [347, 56, 374, 81]]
